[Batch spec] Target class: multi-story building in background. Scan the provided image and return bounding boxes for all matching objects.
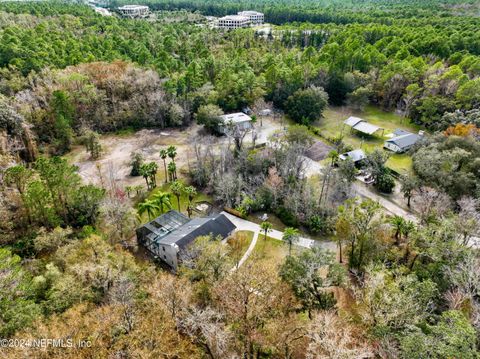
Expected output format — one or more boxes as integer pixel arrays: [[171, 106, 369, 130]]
[[118, 5, 149, 18], [216, 15, 250, 29], [237, 11, 264, 25]]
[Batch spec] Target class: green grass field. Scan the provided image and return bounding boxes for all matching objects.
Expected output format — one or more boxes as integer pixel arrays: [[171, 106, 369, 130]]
[[138, 180, 213, 223], [247, 212, 287, 231], [227, 230, 255, 266], [313, 105, 421, 174], [252, 235, 303, 263]]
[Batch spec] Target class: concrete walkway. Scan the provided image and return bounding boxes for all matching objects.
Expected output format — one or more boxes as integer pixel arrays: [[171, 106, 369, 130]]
[[223, 211, 336, 271], [230, 231, 259, 272]]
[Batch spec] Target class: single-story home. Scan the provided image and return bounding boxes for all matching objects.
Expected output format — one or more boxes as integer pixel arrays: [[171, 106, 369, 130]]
[[219, 112, 253, 134], [343, 116, 384, 136], [384, 130, 421, 153], [136, 210, 236, 270], [339, 149, 366, 166]]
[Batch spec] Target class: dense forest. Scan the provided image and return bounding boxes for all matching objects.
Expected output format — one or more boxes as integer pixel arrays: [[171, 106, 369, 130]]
[[0, 0, 480, 358]]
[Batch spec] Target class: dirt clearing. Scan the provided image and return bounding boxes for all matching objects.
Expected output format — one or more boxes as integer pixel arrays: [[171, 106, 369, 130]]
[[68, 118, 285, 188]]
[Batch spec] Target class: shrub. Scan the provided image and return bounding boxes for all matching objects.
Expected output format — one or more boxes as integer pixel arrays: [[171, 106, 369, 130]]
[[376, 171, 395, 193], [275, 206, 299, 227]]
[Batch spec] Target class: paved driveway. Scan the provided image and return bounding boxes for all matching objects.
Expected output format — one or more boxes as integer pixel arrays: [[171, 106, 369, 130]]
[[223, 211, 336, 271]]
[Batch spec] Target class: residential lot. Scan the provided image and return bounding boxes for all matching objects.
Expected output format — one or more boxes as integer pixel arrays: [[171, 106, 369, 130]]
[[314, 105, 422, 174]]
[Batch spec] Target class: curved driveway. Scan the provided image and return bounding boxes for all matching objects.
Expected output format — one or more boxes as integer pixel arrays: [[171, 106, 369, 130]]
[[223, 211, 336, 271]]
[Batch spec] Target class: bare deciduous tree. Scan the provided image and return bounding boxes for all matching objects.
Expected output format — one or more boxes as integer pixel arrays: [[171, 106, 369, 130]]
[[415, 186, 452, 224], [177, 306, 233, 359], [306, 311, 373, 359]]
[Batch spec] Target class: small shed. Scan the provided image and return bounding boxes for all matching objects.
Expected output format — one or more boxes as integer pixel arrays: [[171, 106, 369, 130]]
[[339, 149, 366, 166], [219, 113, 253, 134]]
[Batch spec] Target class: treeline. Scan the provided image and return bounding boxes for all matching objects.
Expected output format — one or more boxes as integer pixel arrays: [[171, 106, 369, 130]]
[[0, 1, 479, 156], [111, 0, 480, 25]]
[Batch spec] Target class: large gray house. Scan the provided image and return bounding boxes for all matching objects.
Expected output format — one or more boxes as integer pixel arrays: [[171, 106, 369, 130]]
[[136, 211, 236, 270], [384, 129, 422, 153]]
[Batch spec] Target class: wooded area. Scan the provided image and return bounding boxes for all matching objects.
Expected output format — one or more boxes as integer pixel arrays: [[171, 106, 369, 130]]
[[0, 0, 479, 358]]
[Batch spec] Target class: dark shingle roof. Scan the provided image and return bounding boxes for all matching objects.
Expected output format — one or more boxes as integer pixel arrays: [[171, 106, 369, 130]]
[[137, 211, 236, 250], [158, 213, 236, 248]]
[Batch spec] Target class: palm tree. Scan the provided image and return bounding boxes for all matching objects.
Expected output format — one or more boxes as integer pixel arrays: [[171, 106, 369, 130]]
[[170, 180, 184, 211], [390, 215, 406, 244], [160, 149, 168, 183], [401, 220, 415, 239], [152, 191, 172, 214], [125, 185, 133, 198], [167, 145, 177, 179], [184, 185, 197, 202], [282, 227, 299, 256], [133, 185, 143, 196], [137, 199, 160, 221], [184, 185, 197, 217], [260, 221, 272, 241], [186, 203, 193, 218], [401, 220, 416, 263], [328, 149, 339, 167], [147, 162, 159, 188], [167, 161, 177, 182], [139, 164, 150, 189], [167, 145, 177, 163]]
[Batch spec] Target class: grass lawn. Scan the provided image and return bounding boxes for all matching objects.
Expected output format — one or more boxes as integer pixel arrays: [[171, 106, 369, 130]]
[[252, 235, 303, 264], [247, 212, 287, 231], [227, 230, 254, 266], [387, 153, 413, 174], [313, 105, 421, 174]]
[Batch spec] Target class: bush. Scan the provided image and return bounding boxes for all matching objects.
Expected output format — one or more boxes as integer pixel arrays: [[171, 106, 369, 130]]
[[196, 104, 224, 134], [307, 215, 327, 234], [308, 126, 322, 137], [254, 187, 274, 211], [285, 86, 328, 125], [223, 207, 246, 219], [130, 151, 144, 176], [275, 206, 299, 227], [376, 171, 395, 193]]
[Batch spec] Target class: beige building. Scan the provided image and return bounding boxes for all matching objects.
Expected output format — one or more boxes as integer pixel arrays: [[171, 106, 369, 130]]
[[238, 11, 264, 25], [118, 5, 149, 18], [217, 15, 250, 29]]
